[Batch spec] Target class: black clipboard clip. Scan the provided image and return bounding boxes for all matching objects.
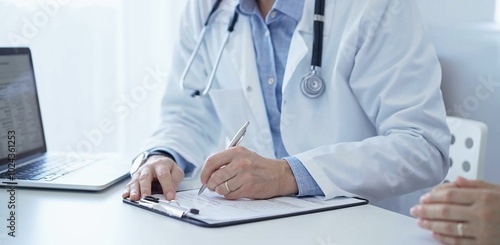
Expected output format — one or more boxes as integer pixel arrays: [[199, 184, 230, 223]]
[[138, 196, 199, 218]]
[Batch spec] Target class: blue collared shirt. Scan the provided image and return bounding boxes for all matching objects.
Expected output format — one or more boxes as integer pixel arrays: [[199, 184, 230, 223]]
[[236, 0, 323, 196]]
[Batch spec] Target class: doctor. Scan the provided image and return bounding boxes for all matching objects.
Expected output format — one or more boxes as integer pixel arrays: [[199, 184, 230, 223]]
[[123, 0, 451, 207]]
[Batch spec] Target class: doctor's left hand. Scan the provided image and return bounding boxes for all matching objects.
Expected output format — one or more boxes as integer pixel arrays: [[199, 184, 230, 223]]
[[122, 155, 184, 201], [200, 146, 298, 200]]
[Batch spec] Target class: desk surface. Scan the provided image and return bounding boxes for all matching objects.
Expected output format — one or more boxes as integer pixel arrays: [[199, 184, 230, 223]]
[[0, 179, 439, 245]]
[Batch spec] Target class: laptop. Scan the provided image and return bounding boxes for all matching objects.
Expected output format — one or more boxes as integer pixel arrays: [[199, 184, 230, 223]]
[[0, 47, 130, 191]]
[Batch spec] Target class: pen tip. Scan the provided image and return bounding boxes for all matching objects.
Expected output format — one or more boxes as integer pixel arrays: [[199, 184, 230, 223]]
[[198, 185, 206, 195]]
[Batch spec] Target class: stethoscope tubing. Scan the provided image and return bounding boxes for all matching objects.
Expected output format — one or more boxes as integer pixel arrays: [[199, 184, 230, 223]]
[[181, 0, 326, 98], [180, 26, 207, 91], [198, 11, 239, 97], [180, 0, 222, 93], [312, 0, 325, 67]]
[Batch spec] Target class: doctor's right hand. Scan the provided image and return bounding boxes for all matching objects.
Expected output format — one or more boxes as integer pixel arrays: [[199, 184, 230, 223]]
[[122, 156, 185, 201]]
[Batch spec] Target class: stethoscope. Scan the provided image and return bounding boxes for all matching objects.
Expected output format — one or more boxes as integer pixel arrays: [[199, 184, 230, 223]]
[[180, 0, 326, 98]]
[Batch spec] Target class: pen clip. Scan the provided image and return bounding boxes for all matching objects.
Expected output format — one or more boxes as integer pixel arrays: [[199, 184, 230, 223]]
[[227, 121, 249, 147], [143, 196, 159, 202], [234, 130, 246, 146], [140, 198, 185, 218]]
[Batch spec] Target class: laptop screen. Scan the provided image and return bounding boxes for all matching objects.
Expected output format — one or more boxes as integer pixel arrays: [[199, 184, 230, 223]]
[[0, 48, 46, 166]]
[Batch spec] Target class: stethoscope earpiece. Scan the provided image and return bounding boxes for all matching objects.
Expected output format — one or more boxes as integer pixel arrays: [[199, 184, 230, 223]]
[[191, 90, 201, 97]]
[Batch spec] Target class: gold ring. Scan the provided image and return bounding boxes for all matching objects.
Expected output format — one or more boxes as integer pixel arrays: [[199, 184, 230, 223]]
[[225, 181, 232, 192], [457, 222, 464, 237]]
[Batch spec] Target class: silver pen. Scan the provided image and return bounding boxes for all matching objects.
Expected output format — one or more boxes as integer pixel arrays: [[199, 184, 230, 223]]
[[198, 121, 250, 195]]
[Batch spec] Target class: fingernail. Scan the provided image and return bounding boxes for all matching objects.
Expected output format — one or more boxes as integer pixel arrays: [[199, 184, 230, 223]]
[[417, 218, 425, 227], [167, 192, 175, 200], [420, 193, 430, 202], [410, 205, 420, 216]]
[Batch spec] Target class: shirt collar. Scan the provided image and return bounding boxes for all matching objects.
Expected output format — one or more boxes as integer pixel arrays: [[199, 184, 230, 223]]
[[236, 0, 259, 17], [237, 0, 304, 22]]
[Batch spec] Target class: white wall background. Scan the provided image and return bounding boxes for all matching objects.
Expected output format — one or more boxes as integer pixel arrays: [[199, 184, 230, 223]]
[[418, 0, 497, 23], [417, 0, 500, 184]]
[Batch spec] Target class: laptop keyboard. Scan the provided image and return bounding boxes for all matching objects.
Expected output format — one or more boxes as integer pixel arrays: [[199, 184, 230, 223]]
[[0, 157, 97, 181]]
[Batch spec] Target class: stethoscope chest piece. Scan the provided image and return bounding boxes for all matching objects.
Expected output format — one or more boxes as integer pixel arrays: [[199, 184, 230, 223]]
[[301, 68, 325, 98], [301, 0, 326, 99], [180, 0, 327, 99]]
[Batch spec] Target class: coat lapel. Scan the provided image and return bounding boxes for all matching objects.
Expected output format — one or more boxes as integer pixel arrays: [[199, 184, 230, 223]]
[[283, 0, 333, 91]]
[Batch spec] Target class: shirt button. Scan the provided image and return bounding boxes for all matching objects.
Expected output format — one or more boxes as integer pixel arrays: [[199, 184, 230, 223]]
[[246, 86, 253, 92], [270, 11, 276, 18], [264, 30, 270, 37], [268, 77, 275, 85]]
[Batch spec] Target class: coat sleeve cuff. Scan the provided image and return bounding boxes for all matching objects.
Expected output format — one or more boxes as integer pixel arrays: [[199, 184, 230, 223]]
[[284, 156, 324, 196]]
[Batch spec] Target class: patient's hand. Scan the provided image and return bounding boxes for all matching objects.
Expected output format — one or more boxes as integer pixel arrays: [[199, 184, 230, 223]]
[[411, 177, 500, 245]]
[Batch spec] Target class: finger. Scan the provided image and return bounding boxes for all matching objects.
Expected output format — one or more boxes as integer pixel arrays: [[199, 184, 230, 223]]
[[223, 181, 245, 200], [200, 148, 235, 185], [432, 232, 476, 245], [432, 182, 458, 191], [214, 176, 242, 196], [420, 188, 477, 205], [122, 183, 131, 198], [410, 204, 470, 221], [455, 177, 498, 189], [138, 168, 153, 198], [154, 164, 176, 200], [128, 180, 141, 201], [418, 219, 473, 238], [207, 163, 237, 191], [171, 165, 185, 188], [214, 181, 230, 196]]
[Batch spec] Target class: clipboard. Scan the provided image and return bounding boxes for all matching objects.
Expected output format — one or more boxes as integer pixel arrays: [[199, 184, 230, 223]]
[[123, 190, 368, 228]]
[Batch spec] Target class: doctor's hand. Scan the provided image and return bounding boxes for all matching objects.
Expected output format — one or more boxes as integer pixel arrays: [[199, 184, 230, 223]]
[[200, 146, 298, 200], [410, 177, 500, 245], [122, 156, 185, 201]]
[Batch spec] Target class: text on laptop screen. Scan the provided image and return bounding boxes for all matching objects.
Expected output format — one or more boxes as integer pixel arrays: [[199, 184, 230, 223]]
[[0, 54, 45, 161]]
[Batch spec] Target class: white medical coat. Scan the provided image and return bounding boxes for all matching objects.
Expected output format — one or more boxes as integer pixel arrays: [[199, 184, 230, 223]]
[[147, 0, 451, 204]]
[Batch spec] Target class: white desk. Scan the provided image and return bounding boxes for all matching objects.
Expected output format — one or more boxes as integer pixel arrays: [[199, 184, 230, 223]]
[[0, 179, 440, 245]]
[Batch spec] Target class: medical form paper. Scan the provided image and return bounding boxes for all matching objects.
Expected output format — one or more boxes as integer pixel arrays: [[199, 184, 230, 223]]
[[123, 190, 368, 227]]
